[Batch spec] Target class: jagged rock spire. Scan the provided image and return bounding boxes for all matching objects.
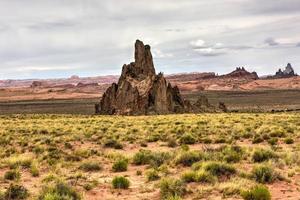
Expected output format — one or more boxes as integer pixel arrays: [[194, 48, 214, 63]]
[[134, 40, 156, 77], [96, 40, 215, 115], [274, 63, 297, 78], [120, 40, 156, 82]]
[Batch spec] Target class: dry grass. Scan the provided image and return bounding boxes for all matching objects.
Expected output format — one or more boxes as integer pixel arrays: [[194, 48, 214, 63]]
[[0, 113, 299, 199]]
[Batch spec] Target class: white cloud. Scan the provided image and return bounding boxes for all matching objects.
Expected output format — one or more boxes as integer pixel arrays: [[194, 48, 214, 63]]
[[190, 40, 206, 48], [152, 49, 173, 58], [194, 48, 226, 56], [14, 66, 74, 72]]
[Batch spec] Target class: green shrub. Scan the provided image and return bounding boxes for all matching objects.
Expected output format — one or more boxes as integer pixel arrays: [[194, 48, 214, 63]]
[[241, 184, 271, 200], [140, 141, 148, 147], [195, 170, 216, 183], [132, 150, 171, 167], [38, 182, 81, 200], [181, 170, 216, 184], [284, 138, 294, 144], [242, 132, 252, 139], [147, 134, 161, 142], [201, 162, 236, 177], [179, 134, 196, 145], [65, 153, 81, 162], [150, 152, 172, 167], [112, 176, 130, 189], [83, 180, 98, 191], [159, 178, 186, 199], [202, 137, 212, 144], [269, 130, 286, 138], [74, 148, 95, 159], [262, 134, 270, 140], [180, 144, 190, 151], [267, 138, 278, 146], [112, 159, 128, 172], [146, 169, 160, 181], [79, 161, 102, 172], [181, 171, 196, 183], [252, 165, 275, 183], [30, 163, 40, 177], [167, 137, 178, 148], [252, 136, 264, 144], [222, 146, 243, 163], [7, 156, 33, 169], [191, 161, 204, 171], [4, 170, 20, 181], [175, 151, 203, 166], [132, 150, 153, 165], [252, 149, 276, 163], [214, 137, 226, 144], [103, 139, 123, 149], [4, 184, 29, 200]]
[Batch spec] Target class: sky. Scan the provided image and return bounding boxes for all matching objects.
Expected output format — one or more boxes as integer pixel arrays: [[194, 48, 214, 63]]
[[0, 0, 300, 79]]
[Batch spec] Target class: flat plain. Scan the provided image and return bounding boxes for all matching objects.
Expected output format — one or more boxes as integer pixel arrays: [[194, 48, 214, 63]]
[[1, 89, 300, 115], [0, 113, 299, 199]]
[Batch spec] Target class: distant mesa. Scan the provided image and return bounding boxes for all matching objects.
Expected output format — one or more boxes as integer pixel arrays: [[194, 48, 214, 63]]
[[96, 40, 216, 115], [273, 63, 297, 78]]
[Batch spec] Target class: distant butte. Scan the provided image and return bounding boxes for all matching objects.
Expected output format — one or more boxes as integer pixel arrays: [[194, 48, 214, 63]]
[[273, 63, 298, 78], [222, 67, 259, 80]]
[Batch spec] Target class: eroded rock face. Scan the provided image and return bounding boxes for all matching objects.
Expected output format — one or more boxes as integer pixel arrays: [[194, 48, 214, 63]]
[[97, 40, 214, 115]]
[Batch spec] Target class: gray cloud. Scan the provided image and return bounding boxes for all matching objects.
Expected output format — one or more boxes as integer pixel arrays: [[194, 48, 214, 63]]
[[190, 36, 300, 57], [0, 0, 299, 79], [264, 38, 279, 46], [27, 21, 77, 31], [242, 0, 300, 15]]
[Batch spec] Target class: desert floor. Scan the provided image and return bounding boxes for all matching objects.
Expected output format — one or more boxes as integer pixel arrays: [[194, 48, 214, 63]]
[[0, 113, 299, 199]]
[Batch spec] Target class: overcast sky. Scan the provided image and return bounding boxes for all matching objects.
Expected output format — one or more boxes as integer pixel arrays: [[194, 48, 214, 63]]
[[0, 0, 300, 79]]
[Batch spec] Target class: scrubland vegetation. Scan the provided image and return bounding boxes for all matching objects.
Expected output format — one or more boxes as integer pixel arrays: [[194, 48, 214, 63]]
[[0, 113, 299, 199]]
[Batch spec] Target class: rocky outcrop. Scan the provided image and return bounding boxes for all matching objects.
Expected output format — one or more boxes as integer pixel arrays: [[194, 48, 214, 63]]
[[274, 63, 297, 78], [96, 40, 215, 115], [219, 102, 228, 112]]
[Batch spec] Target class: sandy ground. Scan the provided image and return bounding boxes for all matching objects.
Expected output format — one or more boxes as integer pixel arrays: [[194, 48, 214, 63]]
[[1, 139, 300, 199]]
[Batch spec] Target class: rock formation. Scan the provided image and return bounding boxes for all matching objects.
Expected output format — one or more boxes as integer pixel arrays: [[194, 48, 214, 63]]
[[223, 67, 258, 80], [274, 63, 297, 78], [96, 40, 215, 115]]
